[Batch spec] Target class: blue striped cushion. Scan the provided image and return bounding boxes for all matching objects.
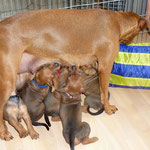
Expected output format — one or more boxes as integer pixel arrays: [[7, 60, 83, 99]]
[[109, 43, 150, 89]]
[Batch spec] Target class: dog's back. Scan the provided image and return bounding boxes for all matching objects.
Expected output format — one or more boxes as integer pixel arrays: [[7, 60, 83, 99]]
[[60, 100, 81, 149], [56, 66, 88, 150], [44, 66, 69, 117], [21, 79, 48, 121]]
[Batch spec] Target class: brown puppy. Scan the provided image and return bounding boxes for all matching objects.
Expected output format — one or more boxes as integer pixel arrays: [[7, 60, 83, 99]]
[[3, 94, 39, 139], [3, 73, 39, 139], [0, 9, 149, 140], [20, 63, 60, 125], [54, 66, 98, 150], [44, 66, 69, 121]]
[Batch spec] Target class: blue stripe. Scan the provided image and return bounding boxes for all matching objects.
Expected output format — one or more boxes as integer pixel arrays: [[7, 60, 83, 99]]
[[109, 83, 150, 89], [120, 44, 150, 54], [111, 63, 150, 78]]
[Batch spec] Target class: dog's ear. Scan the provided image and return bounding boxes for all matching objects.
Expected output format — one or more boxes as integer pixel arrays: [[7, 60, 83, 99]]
[[53, 91, 61, 100], [52, 76, 60, 90], [36, 68, 52, 84], [139, 17, 150, 33]]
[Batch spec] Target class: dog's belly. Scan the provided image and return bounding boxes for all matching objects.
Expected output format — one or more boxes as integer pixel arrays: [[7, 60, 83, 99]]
[[18, 53, 61, 74], [56, 54, 97, 66], [18, 52, 97, 74]]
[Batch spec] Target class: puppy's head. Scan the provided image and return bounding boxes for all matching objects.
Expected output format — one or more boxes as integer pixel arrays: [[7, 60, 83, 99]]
[[56, 66, 84, 94], [35, 63, 60, 87], [63, 65, 95, 95]]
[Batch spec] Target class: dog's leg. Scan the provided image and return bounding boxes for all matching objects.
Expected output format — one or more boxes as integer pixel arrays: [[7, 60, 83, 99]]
[[20, 104, 39, 139], [8, 118, 29, 138], [0, 89, 14, 140], [97, 44, 119, 115], [76, 122, 98, 145], [0, 51, 22, 140]]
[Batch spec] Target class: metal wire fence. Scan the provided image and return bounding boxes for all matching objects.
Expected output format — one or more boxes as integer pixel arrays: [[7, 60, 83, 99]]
[[0, 0, 149, 43]]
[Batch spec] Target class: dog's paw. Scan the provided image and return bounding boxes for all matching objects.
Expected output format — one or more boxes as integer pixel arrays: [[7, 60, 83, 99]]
[[82, 137, 99, 145], [19, 129, 29, 138], [104, 105, 118, 115], [51, 116, 61, 122], [81, 105, 88, 113], [0, 130, 13, 141], [30, 131, 39, 140]]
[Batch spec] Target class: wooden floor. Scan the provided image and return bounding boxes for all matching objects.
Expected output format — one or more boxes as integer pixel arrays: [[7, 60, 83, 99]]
[[1, 87, 150, 150]]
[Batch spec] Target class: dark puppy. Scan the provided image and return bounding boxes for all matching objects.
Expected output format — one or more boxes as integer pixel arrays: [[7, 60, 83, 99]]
[[54, 66, 98, 150], [20, 63, 60, 127], [80, 64, 110, 115], [44, 66, 69, 121]]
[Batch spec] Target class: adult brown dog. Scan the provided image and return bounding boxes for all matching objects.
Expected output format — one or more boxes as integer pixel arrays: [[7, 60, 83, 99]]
[[54, 66, 98, 150], [0, 9, 149, 140]]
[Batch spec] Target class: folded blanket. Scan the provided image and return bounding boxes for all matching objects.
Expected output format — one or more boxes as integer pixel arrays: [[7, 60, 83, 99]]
[[110, 43, 150, 89]]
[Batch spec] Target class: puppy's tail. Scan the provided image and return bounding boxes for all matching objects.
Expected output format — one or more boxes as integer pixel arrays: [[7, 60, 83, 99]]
[[32, 122, 49, 131], [87, 92, 111, 116], [44, 113, 51, 127], [87, 106, 104, 116], [69, 129, 75, 150]]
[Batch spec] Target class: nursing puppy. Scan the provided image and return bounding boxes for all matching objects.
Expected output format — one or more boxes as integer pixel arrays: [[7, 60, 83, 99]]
[[3, 73, 39, 139], [54, 66, 98, 150], [20, 63, 60, 126], [44, 66, 69, 121], [81, 64, 111, 115]]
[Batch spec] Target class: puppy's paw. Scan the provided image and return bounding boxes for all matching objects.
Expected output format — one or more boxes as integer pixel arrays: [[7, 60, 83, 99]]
[[30, 131, 39, 139], [104, 104, 118, 115], [82, 105, 88, 113], [74, 138, 81, 145], [82, 136, 99, 145], [51, 116, 61, 122]]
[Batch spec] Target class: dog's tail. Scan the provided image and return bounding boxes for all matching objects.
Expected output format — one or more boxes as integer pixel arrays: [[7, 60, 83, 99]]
[[87, 92, 111, 116], [87, 106, 104, 116], [32, 122, 49, 131], [44, 113, 51, 127], [69, 129, 75, 150]]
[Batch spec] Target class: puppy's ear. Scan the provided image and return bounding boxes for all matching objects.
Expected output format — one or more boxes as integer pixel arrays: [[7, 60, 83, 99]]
[[53, 91, 61, 100], [81, 87, 85, 94], [52, 76, 60, 90]]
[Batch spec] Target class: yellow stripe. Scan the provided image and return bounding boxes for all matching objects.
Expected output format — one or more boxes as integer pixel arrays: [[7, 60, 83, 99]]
[[110, 74, 150, 87], [115, 52, 150, 66], [129, 43, 150, 46]]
